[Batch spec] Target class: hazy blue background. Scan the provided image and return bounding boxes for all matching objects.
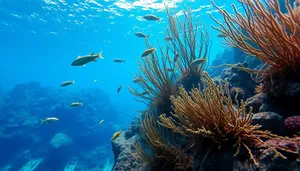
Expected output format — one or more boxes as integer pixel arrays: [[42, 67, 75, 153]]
[[0, 1, 241, 170], [0, 0, 245, 170], [0, 0, 241, 109]]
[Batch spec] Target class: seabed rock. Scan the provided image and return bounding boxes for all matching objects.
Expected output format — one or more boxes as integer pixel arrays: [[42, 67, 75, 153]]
[[112, 133, 146, 171], [252, 112, 284, 134], [49, 133, 73, 148]]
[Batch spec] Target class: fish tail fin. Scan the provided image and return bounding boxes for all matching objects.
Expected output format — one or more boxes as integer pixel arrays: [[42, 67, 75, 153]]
[[146, 34, 150, 38], [40, 119, 44, 124], [158, 18, 163, 22], [73, 80, 75, 84], [81, 102, 83, 106], [98, 52, 104, 59]]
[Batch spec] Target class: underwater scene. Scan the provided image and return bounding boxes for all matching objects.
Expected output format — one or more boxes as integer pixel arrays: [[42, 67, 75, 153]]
[[1, 0, 300, 170]]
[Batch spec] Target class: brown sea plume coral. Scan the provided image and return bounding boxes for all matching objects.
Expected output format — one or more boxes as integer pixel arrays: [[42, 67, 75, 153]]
[[210, 0, 300, 79], [165, 8, 211, 91], [159, 72, 294, 166], [133, 111, 193, 171]]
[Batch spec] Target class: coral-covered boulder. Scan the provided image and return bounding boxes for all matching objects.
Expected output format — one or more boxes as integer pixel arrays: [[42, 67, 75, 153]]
[[284, 116, 300, 133], [252, 112, 283, 134]]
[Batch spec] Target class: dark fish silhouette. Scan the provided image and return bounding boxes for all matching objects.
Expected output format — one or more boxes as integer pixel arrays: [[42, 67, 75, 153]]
[[143, 14, 162, 21], [141, 48, 156, 57], [117, 84, 123, 93], [71, 52, 103, 66], [135, 32, 149, 38]]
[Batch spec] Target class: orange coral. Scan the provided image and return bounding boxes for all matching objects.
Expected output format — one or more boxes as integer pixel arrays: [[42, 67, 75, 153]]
[[254, 83, 264, 94], [210, 0, 300, 78]]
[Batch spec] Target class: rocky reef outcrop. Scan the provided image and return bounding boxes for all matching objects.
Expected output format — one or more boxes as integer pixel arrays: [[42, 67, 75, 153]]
[[112, 64, 300, 171]]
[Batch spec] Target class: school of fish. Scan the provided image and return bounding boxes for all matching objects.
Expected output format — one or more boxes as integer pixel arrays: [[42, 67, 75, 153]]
[[44, 13, 210, 141]]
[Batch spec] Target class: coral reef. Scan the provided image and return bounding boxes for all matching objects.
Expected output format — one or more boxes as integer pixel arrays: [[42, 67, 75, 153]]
[[159, 73, 295, 168], [113, 1, 300, 170]]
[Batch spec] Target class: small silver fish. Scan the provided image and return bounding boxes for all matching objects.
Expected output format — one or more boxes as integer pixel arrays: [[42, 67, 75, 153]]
[[135, 32, 149, 38], [141, 48, 156, 57], [143, 14, 162, 21], [70, 102, 83, 108], [71, 52, 104, 66], [61, 80, 75, 87], [117, 84, 123, 93], [94, 80, 98, 83], [99, 120, 104, 125], [40, 117, 59, 124], [113, 58, 125, 63]]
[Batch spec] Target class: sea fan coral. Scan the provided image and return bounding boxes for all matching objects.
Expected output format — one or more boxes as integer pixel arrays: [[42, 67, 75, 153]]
[[128, 8, 211, 115], [158, 72, 292, 166], [210, 0, 300, 79]]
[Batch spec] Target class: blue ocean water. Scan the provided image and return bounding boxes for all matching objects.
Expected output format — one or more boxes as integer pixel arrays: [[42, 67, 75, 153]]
[[0, 0, 246, 170]]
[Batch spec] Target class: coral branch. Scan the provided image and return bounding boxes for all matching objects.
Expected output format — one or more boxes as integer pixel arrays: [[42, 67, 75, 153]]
[[166, 8, 211, 75], [210, 0, 300, 77]]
